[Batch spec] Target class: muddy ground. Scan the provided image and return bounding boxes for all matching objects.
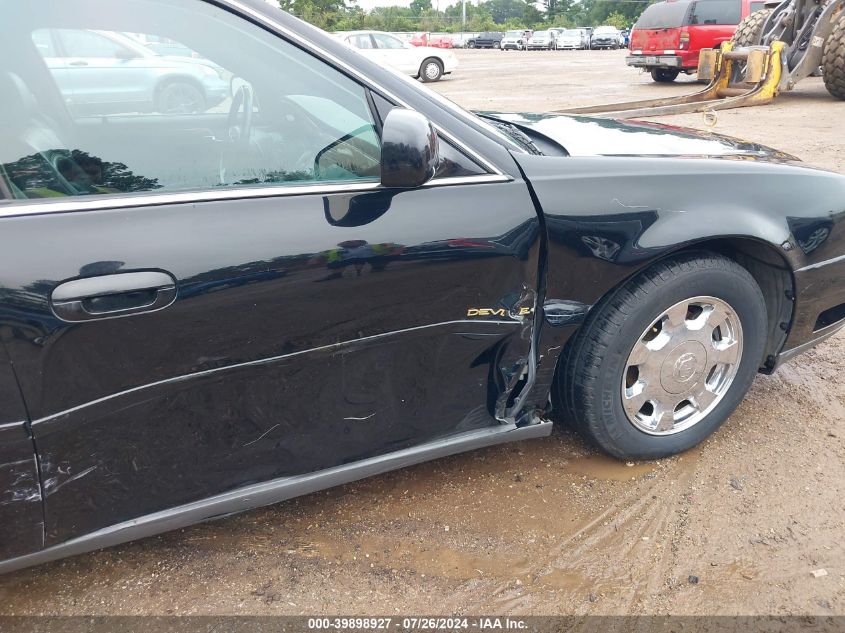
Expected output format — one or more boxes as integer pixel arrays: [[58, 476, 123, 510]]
[[1, 49, 843, 616]]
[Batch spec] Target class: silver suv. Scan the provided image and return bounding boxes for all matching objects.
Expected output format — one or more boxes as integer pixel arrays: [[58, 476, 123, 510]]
[[32, 29, 229, 115]]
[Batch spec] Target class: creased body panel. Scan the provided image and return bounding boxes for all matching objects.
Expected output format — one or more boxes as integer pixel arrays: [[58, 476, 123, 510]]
[[0, 181, 540, 545], [0, 343, 42, 560], [511, 153, 845, 369]]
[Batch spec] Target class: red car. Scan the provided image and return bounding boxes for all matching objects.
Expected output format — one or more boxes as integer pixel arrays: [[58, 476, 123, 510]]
[[410, 33, 453, 48], [627, 0, 765, 82]]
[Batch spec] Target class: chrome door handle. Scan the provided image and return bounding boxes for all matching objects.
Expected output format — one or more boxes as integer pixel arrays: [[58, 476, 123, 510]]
[[50, 271, 177, 322]]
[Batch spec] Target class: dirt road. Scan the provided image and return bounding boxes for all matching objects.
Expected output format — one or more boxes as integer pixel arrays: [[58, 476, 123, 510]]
[[1, 49, 843, 616]]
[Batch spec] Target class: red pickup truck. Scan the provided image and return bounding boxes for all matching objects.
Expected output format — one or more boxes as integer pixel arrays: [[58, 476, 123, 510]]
[[626, 0, 765, 82]]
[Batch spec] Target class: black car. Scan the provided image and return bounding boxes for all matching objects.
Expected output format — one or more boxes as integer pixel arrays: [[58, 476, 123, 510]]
[[1, 0, 845, 574], [467, 31, 505, 49]]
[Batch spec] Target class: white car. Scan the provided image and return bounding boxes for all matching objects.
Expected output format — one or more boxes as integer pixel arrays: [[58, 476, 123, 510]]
[[527, 30, 556, 50], [31, 28, 229, 115], [591, 25, 623, 50], [337, 30, 458, 82], [501, 30, 529, 51], [556, 28, 588, 50]]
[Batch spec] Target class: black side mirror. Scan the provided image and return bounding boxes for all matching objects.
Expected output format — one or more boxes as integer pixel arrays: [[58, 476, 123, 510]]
[[380, 108, 439, 189]]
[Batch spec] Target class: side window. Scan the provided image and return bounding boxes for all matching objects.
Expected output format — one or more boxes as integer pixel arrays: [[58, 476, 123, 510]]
[[31, 29, 57, 57], [2, 1, 382, 201], [58, 29, 134, 58], [371, 34, 406, 50], [350, 34, 375, 49], [688, 0, 742, 25]]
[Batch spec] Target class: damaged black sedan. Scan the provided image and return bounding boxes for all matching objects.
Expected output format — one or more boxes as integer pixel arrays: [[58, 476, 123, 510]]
[[1, 0, 845, 573]]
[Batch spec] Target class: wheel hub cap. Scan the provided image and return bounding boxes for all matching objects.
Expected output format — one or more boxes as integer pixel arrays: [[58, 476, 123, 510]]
[[621, 296, 743, 436]]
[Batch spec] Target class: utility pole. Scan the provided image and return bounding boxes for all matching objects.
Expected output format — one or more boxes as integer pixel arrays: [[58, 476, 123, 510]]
[[461, 0, 466, 34]]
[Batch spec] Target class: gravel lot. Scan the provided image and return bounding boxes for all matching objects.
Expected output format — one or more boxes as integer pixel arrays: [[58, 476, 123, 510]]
[[1, 49, 844, 616]]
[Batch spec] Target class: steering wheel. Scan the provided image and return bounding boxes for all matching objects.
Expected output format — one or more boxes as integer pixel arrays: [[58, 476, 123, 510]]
[[226, 84, 254, 149]]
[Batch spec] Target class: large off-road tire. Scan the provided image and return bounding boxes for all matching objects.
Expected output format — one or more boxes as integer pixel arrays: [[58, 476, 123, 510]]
[[822, 14, 845, 100], [731, 9, 772, 47], [651, 68, 680, 82], [553, 252, 767, 460]]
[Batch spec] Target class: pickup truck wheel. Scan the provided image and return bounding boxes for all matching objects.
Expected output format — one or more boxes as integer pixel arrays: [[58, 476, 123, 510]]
[[493, 41, 501, 49], [822, 15, 845, 100], [731, 9, 772, 47], [420, 58, 444, 82], [651, 68, 680, 82], [554, 253, 766, 460], [467, 40, 476, 49]]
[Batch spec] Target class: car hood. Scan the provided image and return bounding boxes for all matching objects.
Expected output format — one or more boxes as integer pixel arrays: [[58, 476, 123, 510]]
[[477, 111, 797, 160]]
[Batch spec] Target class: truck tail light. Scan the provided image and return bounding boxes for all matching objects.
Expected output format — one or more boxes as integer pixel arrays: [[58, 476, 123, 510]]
[[679, 30, 690, 50]]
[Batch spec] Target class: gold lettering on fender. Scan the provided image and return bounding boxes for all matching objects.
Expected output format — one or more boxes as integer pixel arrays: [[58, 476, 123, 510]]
[[466, 307, 535, 317]]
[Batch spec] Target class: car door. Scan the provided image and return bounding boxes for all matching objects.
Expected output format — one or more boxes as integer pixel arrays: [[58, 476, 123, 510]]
[[371, 33, 419, 76], [2, 0, 540, 548], [0, 344, 42, 561], [52, 29, 152, 115], [346, 32, 379, 65]]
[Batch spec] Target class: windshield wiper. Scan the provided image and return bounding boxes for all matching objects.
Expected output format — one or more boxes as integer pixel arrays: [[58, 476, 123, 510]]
[[478, 116, 543, 155]]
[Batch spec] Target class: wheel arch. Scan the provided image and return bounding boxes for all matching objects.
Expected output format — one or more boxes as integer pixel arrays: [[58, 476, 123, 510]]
[[652, 236, 795, 371], [153, 74, 207, 102], [542, 235, 795, 427]]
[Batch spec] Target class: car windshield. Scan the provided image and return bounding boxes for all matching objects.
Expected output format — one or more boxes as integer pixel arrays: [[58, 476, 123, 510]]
[[534, 31, 550, 37], [634, 1, 693, 29], [505, 31, 522, 37], [594, 27, 618, 34], [563, 30, 580, 36]]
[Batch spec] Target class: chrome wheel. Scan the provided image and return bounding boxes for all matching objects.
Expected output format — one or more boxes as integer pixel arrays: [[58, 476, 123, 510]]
[[423, 61, 442, 81], [621, 296, 743, 436]]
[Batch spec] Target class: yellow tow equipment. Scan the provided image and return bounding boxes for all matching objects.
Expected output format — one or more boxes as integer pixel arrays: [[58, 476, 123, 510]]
[[556, 41, 786, 119]]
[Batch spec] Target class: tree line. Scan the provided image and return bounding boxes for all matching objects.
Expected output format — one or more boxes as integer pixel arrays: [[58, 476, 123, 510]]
[[277, 0, 653, 33]]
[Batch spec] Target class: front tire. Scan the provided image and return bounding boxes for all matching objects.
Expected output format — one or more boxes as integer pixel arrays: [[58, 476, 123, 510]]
[[651, 67, 680, 82], [554, 253, 767, 460], [493, 41, 501, 49], [419, 58, 443, 82], [155, 81, 206, 114]]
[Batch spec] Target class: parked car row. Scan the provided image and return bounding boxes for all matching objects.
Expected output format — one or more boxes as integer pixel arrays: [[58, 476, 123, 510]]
[[470, 27, 625, 51], [363, 28, 631, 52]]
